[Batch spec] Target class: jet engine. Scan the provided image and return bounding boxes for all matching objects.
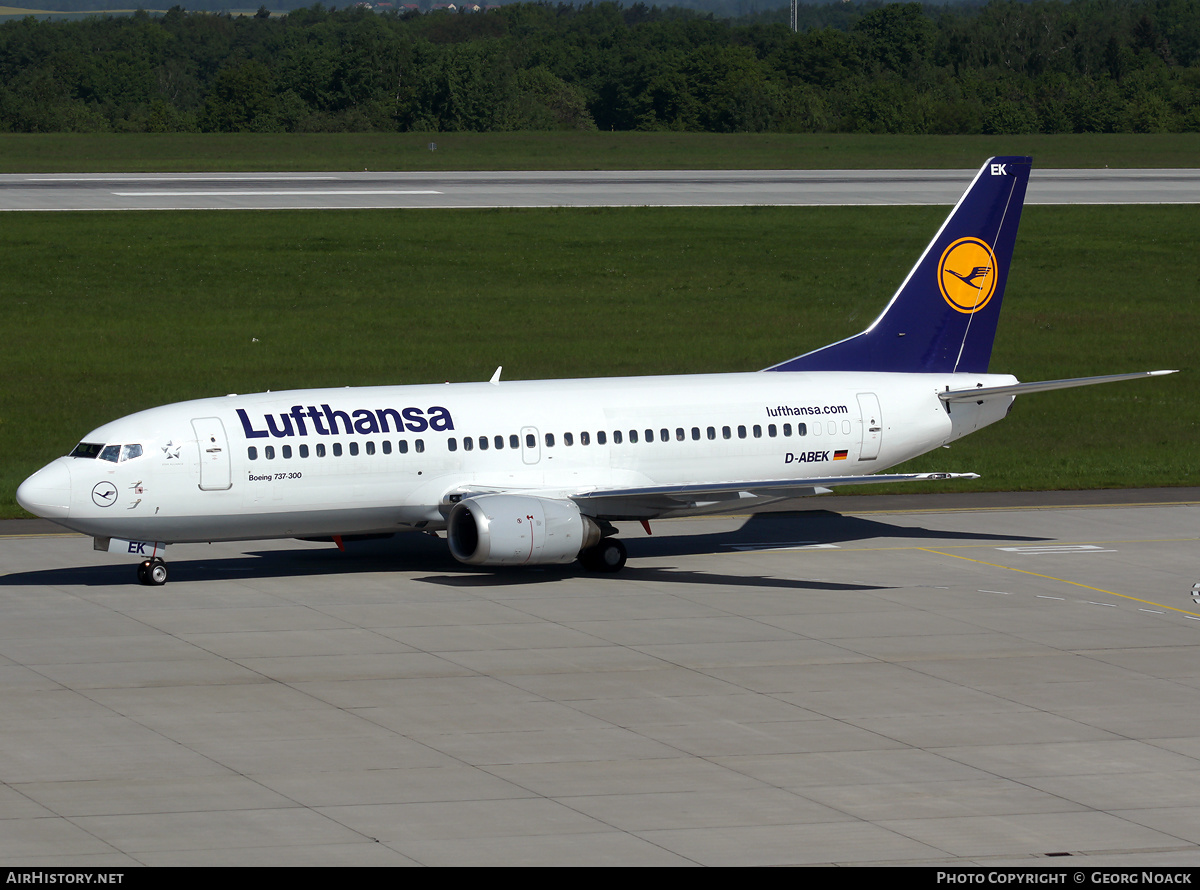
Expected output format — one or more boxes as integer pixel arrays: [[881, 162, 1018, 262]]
[[446, 494, 602, 566]]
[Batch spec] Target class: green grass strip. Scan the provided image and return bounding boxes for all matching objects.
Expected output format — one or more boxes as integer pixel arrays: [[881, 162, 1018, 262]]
[[1, 204, 1194, 517], [2, 132, 1200, 173]]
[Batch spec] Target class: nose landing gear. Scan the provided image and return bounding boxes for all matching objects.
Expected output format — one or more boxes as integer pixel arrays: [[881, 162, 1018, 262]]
[[137, 557, 168, 586]]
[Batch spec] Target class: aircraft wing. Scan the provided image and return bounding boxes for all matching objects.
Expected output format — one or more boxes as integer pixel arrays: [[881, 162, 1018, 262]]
[[565, 472, 980, 519], [941, 370, 1176, 403]]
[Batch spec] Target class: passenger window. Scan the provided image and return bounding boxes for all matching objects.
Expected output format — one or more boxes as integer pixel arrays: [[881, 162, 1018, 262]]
[[366, 441, 375, 455], [265, 446, 275, 460], [738, 425, 747, 439], [498, 436, 508, 450], [692, 427, 700, 441], [564, 433, 573, 446], [645, 429, 653, 443], [660, 429, 668, 442], [382, 441, 391, 455], [797, 423, 807, 436], [783, 424, 792, 437], [581, 431, 590, 446], [463, 437, 473, 452], [613, 430, 622, 444], [722, 426, 731, 439], [768, 424, 777, 437], [333, 443, 343, 457], [317, 443, 327, 457], [348, 442, 359, 456], [707, 427, 716, 440], [675, 428, 684, 441], [545, 433, 555, 447], [282, 445, 292, 459], [478, 436, 487, 451], [415, 439, 425, 453], [510, 435, 519, 449], [597, 431, 606, 445], [525, 433, 535, 448], [629, 430, 638, 443], [398, 440, 408, 454], [753, 425, 762, 438], [248, 447, 258, 461], [300, 444, 309, 458], [448, 438, 458, 452]]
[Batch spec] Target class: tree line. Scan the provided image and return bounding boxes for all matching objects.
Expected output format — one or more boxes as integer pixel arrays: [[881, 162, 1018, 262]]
[[1, 0, 1198, 135]]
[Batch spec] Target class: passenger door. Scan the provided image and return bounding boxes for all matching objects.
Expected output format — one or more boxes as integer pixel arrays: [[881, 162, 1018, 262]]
[[856, 393, 882, 461], [192, 417, 232, 490]]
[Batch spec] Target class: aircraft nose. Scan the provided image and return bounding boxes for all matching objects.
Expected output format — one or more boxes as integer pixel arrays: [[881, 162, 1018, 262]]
[[16, 459, 72, 520]]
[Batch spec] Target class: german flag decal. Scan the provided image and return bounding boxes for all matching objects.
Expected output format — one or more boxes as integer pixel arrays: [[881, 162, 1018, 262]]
[[834, 449, 849, 460]]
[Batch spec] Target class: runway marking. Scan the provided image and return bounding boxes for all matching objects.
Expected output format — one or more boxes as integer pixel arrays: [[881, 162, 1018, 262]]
[[0, 532, 78, 539], [111, 189, 444, 197], [997, 544, 1117, 554], [701, 499, 1200, 522], [727, 541, 839, 551], [25, 175, 339, 182], [845, 500, 1200, 516], [726, 537, 1196, 553], [918, 547, 1200, 619]]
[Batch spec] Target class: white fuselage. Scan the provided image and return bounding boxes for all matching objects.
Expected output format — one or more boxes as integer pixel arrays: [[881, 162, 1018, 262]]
[[20, 370, 1016, 544]]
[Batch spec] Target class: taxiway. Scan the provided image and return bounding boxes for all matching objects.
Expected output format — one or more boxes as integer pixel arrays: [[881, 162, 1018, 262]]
[[2, 490, 1198, 865]]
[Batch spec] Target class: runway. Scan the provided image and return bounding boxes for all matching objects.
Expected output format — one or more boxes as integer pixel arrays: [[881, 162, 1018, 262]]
[[3, 167, 1200, 211], [2, 489, 1199, 865]]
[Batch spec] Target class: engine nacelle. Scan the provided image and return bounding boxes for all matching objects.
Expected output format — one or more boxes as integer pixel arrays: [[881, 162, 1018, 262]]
[[446, 495, 601, 566]]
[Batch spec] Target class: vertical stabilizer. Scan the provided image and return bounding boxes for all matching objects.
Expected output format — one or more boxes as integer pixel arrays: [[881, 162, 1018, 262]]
[[765, 157, 1032, 374]]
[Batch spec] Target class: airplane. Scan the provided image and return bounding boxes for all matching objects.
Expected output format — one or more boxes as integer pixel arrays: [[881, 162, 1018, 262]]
[[16, 156, 1175, 586]]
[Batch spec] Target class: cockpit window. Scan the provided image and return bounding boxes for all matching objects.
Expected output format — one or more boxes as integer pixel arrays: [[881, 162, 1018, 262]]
[[88, 443, 144, 462], [69, 442, 104, 459]]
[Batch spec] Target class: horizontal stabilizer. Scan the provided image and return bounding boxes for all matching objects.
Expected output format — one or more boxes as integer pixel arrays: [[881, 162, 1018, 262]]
[[941, 370, 1177, 403]]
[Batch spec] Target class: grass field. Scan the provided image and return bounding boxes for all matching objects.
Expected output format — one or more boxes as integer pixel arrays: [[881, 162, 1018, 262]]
[[2, 132, 1200, 173], [1, 203, 1194, 517], [0, 6, 163, 19]]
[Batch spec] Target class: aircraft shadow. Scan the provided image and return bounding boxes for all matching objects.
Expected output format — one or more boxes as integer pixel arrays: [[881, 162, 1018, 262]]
[[422, 510, 1048, 589], [1, 509, 1046, 590], [624, 510, 1048, 559], [415, 566, 888, 592]]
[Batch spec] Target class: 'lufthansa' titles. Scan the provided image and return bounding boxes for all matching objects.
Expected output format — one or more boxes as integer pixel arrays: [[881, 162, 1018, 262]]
[[237, 405, 454, 439]]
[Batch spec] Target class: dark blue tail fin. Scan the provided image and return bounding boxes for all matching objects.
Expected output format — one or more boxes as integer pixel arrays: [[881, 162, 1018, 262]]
[[765, 157, 1032, 374]]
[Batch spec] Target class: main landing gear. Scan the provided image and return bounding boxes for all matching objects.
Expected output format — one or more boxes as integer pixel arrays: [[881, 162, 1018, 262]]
[[579, 537, 627, 573], [136, 557, 168, 586]]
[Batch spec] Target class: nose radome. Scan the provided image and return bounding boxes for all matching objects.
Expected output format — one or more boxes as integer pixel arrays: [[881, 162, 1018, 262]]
[[16, 459, 72, 519]]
